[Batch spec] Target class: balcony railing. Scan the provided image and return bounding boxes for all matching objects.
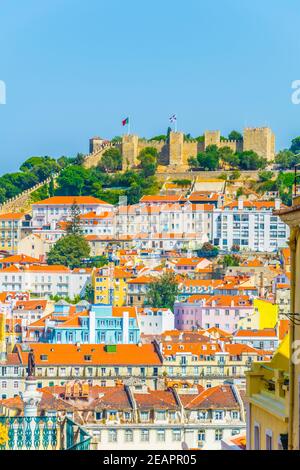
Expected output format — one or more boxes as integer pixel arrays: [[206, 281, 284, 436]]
[[0, 416, 91, 451]]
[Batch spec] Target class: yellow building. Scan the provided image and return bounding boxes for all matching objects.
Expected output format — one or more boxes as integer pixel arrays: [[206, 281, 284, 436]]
[[246, 333, 289, 450], [277, 196, 300, 450], [92, 265, 133, 306], [238, 299, 278, 330]]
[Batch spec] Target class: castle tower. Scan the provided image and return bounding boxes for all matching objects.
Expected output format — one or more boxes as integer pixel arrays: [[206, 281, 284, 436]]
[[122, 134, 139, 170], [243, 127, 275, 161], [169, 131, 184, 166], [89, 136, 105, 154], [204, 130, 221, 149]]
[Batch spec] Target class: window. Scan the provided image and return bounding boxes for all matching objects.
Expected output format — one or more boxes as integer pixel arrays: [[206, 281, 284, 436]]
[[95, 412, 102, 420], [172, 429, 181, 441], [140, 411, 149, 422], [198, 429, 206, 442], [266, 432, 272, 450], [108, 430, 117, 442], [254, 425, 260, 450], [197, 411, 207, 420], [141, 429, 149, 442], [125, 429, 133, 442], [156, 411, 166, 421], [215, 410, 224, 420], [215, 429, 223, 441], [157, 429, 165, 442], [232, 411, 239, 419]]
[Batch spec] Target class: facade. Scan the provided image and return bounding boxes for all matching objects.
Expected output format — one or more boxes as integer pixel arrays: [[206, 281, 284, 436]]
[[0, 381, 246, 450], [0, 265, 91, 299], [93, 265, 133, 306], [174, 295, 253, 332], [31, 196, 113, 229], [246, 334, 289, 450], [44, 304, 140, 345], [212, 199, 289, 252], [14, 342, 163, 391], [137, 308, 175, 336], [0, 213, 31, 255], [276, 195, 300, 450], [232, 329, 278, 351]]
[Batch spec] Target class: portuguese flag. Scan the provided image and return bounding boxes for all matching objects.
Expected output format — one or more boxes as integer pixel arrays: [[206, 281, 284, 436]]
[[122, 117, 129, 126]]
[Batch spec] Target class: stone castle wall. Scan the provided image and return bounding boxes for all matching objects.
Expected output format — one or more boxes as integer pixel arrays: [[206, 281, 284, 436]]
[[86, 126, 275, 171]]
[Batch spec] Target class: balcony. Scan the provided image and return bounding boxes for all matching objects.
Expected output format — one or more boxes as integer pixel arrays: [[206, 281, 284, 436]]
[[0, 417, 91, 451]]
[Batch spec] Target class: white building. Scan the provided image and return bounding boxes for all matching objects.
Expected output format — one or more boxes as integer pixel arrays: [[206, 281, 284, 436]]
[[137, 307, 175, 335], [31, 196, 113, 229], [212, 198, 289, 252], [0, 265, 92, 299]]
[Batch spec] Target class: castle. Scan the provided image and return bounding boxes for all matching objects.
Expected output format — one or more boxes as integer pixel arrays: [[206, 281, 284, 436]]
[[87, 127, 275, 170]]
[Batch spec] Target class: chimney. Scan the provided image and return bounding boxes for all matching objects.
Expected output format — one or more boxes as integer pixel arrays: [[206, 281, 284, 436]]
[[89, 309, 96, 343], [274, 198, 281, 211], [122, 311, 129, 344], [238, 197, 243, 210]]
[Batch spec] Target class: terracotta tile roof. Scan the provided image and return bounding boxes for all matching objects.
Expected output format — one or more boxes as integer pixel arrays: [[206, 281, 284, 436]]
[[181, 384, 239, 410], [16, 343, 162, 366], [15, 299, 48, 310], [162, 341, 221, 356], [134, 389, 179, 410], [188, 192, 219, 202], [112, 306, 137, 318], [140, 195, 185, 203], [0, 254, 41, 264], [234, 328, 276, 338], [0, 213, 25, 220], [33, 196, 112, 206]]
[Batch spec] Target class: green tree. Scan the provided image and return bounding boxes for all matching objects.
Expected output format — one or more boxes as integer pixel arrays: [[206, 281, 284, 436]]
[[146, 272, 179, 309], [275, 150, 300, 169], [237, 151, 267, 170], [229, 170, 241, 181], [188, 156, 199, 170], [228, 130, 243, 141], [138, 147, 158, 177], [290, 136, 300, 154], [197, 145, 220, 171], [56, 166, 89, 195], [222, 254, 240, 267], [47, 234, 90, 268], [73, 153, 85, 166], [197, 242, 219, 258], [98, 148, 122, 173], [66, 203, 82, 235], [48, 177, 55, 197], [258, 170, 274, 182]]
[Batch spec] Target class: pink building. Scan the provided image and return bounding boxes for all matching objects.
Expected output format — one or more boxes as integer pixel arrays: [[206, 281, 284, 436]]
[[174, 295, 254, 333]]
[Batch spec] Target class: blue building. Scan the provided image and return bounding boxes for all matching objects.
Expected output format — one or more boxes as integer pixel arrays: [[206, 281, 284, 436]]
[[46, 302, 140, 345]]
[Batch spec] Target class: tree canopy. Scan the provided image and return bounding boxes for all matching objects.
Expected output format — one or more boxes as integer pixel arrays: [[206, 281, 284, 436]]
[[47, 234, 90, 268], [146, 272, 179, 309]]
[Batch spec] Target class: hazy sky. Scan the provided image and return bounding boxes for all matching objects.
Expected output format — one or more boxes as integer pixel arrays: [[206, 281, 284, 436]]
[[0, 0, 300, 172]]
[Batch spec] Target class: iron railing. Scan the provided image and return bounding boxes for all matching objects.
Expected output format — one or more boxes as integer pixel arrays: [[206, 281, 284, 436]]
[[0, 416, 91, 451]]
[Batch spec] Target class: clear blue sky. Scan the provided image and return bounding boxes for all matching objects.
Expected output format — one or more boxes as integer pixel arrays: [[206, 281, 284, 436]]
[[0, 0, 300, 172]]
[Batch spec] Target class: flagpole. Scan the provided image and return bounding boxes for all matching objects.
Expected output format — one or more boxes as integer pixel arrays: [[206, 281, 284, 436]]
[[175, 115, 177, 133], [128, 116, 130, 135]]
